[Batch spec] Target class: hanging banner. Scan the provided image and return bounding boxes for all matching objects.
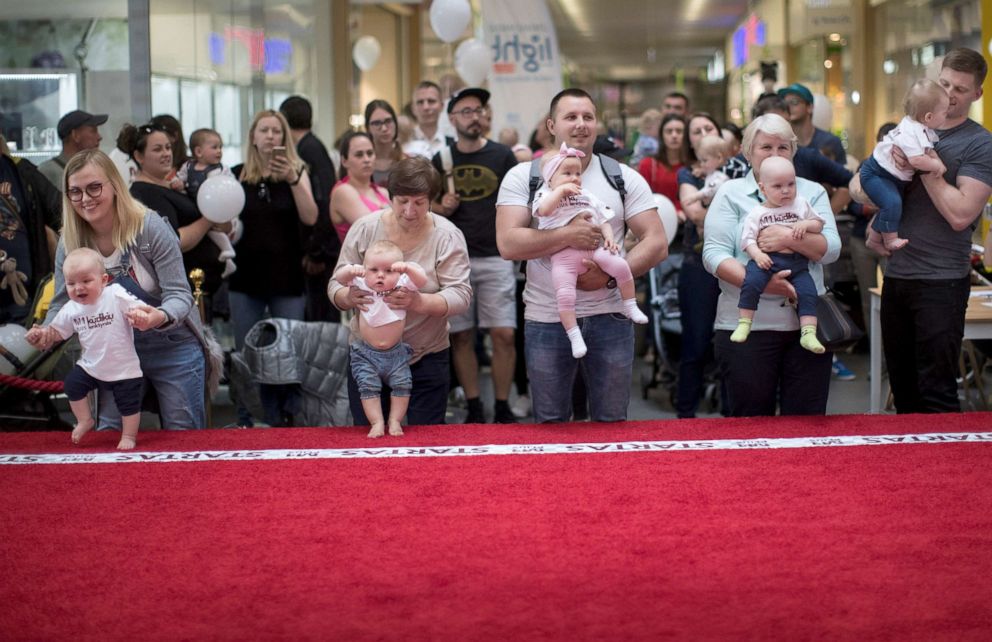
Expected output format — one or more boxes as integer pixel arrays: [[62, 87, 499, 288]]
[[481, 0, 563, 144]]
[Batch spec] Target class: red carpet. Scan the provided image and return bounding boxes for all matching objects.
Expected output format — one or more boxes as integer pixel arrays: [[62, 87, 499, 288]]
[[3, 413, 992, 640]]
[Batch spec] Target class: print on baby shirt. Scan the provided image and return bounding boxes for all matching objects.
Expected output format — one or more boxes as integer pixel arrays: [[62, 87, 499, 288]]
[[352, 273, 417, 327], [533, 187, 614, 231], [48, 283, 143, 381]]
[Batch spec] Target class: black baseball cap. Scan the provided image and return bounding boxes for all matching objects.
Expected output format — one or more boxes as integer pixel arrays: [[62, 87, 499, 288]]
[[447, 87, 490, 113], [57, 110, 108, 139]]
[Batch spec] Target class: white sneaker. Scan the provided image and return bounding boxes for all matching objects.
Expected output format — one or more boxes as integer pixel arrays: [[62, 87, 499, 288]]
[[511, 394, 531, 419]]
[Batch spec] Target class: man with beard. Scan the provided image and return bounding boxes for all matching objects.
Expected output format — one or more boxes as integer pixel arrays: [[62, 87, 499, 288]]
[[496, 88, 668, 423], [431, 88, 519, 423]]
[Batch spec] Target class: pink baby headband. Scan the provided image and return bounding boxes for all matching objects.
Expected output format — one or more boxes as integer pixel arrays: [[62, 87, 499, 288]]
[[542, 142, 586, 183]]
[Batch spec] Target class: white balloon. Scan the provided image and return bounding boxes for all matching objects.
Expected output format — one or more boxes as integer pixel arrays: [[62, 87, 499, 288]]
[[652, 194, 678, 247], [454, 38, 490, 86], [430, 0, 471, 43], [812, 94, 833, 131], [197, 175, 245, 224], [352, 36, 381, 72], [0, 324, 38, 376]]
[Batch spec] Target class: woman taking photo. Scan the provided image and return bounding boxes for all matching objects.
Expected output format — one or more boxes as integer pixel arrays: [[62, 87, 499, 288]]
[[702, 114, 840, 416], [42, 150, 209, 430], [328, 156, 471, 426], [229, 109, 318, 427], [330, 131, 389, 243], [364, 100, 405, 186], [638, 114, 686, 215], [124, 123, 227, 299]]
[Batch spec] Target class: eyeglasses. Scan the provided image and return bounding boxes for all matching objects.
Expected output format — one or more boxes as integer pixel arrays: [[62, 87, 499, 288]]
[[368, 117, 395, 129], [66, 181, 106, 202], [784, 97, 805, 106], [453, 107, 486, 118]]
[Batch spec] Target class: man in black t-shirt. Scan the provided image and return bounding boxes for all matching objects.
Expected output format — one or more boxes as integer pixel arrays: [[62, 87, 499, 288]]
[[877, 49, 992, 413], [280, 96, 341, 323], [431, 88, 519, 423]]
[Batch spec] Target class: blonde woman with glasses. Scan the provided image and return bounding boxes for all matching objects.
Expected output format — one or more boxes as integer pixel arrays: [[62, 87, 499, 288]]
[[37, 149, 211, 431]]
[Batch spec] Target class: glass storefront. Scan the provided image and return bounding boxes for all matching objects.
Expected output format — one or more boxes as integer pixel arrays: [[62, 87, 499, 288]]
[[0, 3, 131, 162], [0, 0, 337, 165], [868, 0, 984, 138]]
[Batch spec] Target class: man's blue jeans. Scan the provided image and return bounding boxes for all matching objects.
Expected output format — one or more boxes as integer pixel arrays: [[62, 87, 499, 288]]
[[525, 314, 634, 422]]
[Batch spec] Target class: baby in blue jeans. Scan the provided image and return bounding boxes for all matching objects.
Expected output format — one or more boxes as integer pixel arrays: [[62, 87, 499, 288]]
[[732, 156, 826, 354], [859, 79, 948, 255], [333, 240, 427, 438]]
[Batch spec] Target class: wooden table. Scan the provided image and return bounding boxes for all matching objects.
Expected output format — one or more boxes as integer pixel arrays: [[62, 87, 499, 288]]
[[870, 286, 992, 412]]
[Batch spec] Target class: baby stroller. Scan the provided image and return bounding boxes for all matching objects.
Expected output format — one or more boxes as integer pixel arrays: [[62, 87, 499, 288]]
[[639, 253, 682, 406], [0, 274, 74, 431], [639, 253, 722, 413]]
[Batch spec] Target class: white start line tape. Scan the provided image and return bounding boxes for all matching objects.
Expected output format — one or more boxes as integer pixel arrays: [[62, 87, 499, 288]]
[[1, 432, 991, 466]]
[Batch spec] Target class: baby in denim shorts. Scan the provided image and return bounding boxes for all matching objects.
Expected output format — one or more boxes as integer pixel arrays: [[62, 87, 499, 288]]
[[333, 240, 428, 438]]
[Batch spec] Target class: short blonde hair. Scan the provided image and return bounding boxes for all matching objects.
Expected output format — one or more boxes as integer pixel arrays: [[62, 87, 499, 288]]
[[696, 135, 729, 160], [741, 114, 797, 164], [240, 110, 305, 184], [63, 247, 106, 275], [903, 79, 947, 121], [366, 239, 403, 263], [639, 108, 663, 135], [61, 150, 147, 253]]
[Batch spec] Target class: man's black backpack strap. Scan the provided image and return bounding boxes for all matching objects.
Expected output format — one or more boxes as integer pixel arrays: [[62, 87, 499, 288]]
[[597, 153, 626, 207], [527, 157, 544, 208]]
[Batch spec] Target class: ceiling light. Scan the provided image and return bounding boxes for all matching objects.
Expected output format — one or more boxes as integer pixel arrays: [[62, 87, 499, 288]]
[[829, 33, 841, 42], [824, 60, 834, 69], [882, 59, 898, 74], [851, 91, 861, 104]]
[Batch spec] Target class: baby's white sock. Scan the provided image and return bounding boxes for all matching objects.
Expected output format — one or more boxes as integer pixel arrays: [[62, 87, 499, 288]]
[[221, 259, 237, 279], [624, 298, 648, 324], [566, 326, 586, 359]]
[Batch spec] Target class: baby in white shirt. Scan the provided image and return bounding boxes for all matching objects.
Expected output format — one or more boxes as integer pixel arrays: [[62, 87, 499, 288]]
[[333, 240, 427, 438]]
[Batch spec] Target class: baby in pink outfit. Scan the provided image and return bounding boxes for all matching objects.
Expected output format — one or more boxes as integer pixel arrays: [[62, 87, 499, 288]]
[[533, 143, 648, 358]]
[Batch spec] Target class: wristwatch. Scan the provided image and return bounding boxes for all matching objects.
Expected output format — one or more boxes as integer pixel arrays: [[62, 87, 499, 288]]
[[606, 277, 617, 289]]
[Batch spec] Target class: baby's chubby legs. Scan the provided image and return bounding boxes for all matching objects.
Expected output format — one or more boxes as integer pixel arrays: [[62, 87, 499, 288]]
[[551, 248, 647, 359], [860, 158, 908, 254], [361, 397, 388, 438], [591, 247, 648, 325], [118, 414, 140, 450], [68, 398, 95, 445], [387, 396, 408, 436]]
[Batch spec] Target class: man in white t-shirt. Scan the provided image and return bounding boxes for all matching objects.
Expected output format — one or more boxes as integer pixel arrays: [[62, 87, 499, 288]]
[[496, 88, 669, 422], [402, 81, 448, 160]]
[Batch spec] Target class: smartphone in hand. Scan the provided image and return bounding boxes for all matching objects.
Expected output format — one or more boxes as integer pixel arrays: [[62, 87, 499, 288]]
[[272, 145, 287, 158]]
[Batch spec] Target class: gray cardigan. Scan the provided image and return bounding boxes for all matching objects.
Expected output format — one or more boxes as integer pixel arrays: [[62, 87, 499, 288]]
[[47, 211, 196, 328]]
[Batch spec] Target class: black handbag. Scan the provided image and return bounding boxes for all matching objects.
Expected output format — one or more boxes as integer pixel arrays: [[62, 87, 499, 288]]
[[815, 290, 864, 352]]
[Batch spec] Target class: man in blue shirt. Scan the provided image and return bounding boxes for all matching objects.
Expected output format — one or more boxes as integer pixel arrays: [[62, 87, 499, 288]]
[[778, 83, 846, 164]]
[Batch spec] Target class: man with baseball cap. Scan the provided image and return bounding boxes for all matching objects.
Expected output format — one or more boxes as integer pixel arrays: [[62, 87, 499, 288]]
[[778, 83, 845, 163], [431, 87, 520, 424], [37, 110, 107, 190]]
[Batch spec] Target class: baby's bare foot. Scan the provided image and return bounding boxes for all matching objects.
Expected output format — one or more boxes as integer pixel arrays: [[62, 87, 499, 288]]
[[388, 420, 404, 437], [367, 422, 385, 438], [865, 236, 891, 257], [117, 436, 137, 451], [71, 418, 95, 445]]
